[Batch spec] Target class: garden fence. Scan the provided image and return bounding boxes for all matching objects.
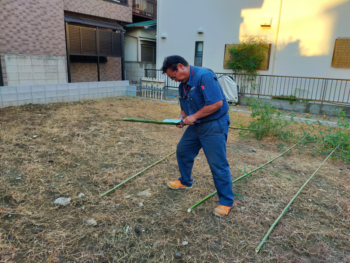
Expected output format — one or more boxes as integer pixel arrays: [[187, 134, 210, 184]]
[[145, 69, 350, 104]]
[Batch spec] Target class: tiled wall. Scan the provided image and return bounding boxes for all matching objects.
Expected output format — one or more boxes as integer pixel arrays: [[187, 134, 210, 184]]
[[101, 57, 122, 81], [125, 62, 156, 85], [64, 0, 132, 23], [70, 63, 98, 83], [0, 81, 136, 108], [0, 0, 67, 86], [0, 0, 66, 56], [5, 54, 67, 86], [70, 57, 122, 83]]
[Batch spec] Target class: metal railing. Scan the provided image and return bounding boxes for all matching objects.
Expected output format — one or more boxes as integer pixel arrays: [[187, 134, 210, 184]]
[[133, 0, 157, 19], [145, 69, 350, 104]]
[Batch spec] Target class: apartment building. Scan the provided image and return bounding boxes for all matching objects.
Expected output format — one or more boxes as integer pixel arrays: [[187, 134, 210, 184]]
[[0, 0, 132, 86]]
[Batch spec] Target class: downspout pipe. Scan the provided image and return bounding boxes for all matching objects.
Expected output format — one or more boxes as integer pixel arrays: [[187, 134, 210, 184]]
[[0, 55, 4, 86], [271, 0, 283, 76], [125, 34, 139, 62]]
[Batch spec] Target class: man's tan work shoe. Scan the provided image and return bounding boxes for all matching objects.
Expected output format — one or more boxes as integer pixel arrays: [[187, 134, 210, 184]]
[[213, 205, 232, 217], [167, 180, 192, 189]]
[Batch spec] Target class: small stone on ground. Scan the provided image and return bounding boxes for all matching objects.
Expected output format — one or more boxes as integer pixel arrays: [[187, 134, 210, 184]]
[[54, 197, 71, 206], [138, 189, 152, 197], [85, 218, 97, 226]]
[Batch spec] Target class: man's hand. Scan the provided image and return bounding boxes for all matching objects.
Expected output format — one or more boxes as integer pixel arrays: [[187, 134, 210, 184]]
[[176, 121, 185, 128], [183, 115, 197, 125]]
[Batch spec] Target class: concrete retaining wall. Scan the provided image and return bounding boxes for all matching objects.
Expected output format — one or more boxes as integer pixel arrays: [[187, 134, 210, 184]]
[[238, 96, 350, 118], [125, 61, 156, 86], [0, 81, 136, 108]]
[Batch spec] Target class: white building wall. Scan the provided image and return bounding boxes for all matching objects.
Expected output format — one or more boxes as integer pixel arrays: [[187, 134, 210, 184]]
[[157, 0, 350, 79]]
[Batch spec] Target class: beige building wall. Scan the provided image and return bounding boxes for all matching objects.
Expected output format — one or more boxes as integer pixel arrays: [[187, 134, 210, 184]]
[[125, 28, 157, 62]]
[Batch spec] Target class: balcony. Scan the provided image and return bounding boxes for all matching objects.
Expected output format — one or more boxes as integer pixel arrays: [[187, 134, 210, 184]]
[[132, 0, 157, 19]]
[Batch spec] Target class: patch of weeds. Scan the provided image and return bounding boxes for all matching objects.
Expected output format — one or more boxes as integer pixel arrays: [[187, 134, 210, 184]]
[[317, 109, 350, 163], [239, 98, 295, 141], [277, 142, 285, 150], [241, 99, 350, 163], [272, 94, 299, 104]]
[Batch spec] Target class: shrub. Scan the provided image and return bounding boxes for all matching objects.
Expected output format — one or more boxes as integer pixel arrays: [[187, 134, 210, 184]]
[[226, 36, 269, 75]]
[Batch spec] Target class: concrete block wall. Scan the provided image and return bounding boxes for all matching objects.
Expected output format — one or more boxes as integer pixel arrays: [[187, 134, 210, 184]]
[[125, 61, 156, 85], [0, 81, 136, 108], [4, 54, 67, 86], [239, 96, 350, 118]]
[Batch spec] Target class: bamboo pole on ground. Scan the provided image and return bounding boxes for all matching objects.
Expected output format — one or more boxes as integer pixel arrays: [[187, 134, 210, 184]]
[[100, 150, 176, 197], [187, 134, 309, 213], [255, 145, 339, 253]]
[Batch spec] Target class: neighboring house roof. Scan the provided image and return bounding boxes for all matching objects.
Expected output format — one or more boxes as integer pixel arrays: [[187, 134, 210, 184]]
[[125, 20, 157, 28]]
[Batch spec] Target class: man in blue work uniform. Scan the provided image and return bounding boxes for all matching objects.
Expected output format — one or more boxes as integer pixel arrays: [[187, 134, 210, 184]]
[[161, 55, 234, 217]]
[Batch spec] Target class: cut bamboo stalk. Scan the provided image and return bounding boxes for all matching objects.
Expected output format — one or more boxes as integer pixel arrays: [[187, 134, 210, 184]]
[[106, 118, 254, 130], [255, 145, 339, 253], [229, 126, 254, 131], [105, 118, 178, 125], [187, 134, 309, 213], [100, 150, 176, 197]]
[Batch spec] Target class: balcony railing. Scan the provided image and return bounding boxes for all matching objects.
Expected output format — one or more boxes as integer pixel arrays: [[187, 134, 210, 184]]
[[133, 0, 157, 19]]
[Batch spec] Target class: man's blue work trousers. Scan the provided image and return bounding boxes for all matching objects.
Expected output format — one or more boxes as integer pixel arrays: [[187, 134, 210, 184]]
[[177, 114, 234, 207]]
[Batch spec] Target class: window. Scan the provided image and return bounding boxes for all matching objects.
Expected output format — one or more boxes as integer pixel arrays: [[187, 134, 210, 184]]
[[332, 38, 350, 68], [68, 25, 122, 57], [194, 41, 203, 67], [104, 0, 128, 6], [141, 44, 156, 62]]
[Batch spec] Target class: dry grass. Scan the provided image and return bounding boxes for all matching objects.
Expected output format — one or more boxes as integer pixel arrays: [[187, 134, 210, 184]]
[[0, 97, 350, 263]]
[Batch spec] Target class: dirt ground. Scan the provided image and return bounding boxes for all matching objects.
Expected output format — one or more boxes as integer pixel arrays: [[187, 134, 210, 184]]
[[0, 97, 350, 263]]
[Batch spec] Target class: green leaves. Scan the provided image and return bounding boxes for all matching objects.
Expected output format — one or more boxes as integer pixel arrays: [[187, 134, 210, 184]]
[[226, 36, 269, 75], [240, 98, 350, 163]]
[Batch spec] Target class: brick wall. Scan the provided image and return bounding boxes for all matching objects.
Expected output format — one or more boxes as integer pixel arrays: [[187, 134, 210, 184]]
[[101, 57, 122, 81], [70, 57, 122, 83], [64, 0, 132, 23], [70, 63, 98, 83]]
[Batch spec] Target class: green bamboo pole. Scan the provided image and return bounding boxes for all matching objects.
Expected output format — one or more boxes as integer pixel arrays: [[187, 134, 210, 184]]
[[105, 118, 178, 125], [187, 134, 309, 213], [106, 118, 254, 130], [100, 150, 176, 197], [229, 126, 254, 131], [255, 145, 339, 253]]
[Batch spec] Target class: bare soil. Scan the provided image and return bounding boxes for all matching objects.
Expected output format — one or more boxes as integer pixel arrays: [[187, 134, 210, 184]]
[[0, 97, 349, 263]]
